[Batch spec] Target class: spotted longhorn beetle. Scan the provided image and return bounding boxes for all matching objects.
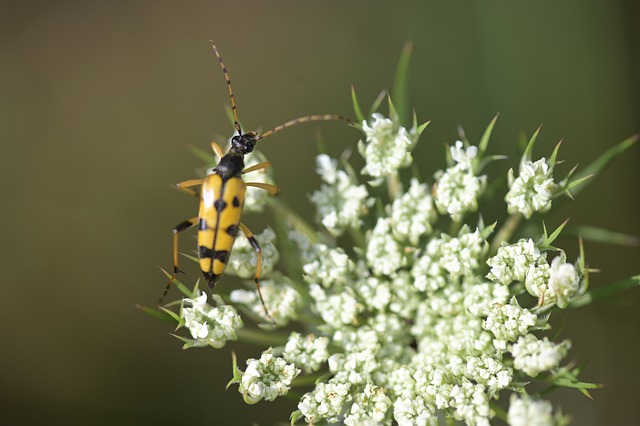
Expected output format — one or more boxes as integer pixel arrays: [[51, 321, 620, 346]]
[[161, 42, 351, 322]]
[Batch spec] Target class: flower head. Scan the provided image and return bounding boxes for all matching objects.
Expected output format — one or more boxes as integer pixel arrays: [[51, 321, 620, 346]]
[[359, 113, 413, 181], [432, 141, 487, 221], [506, 158, 556, 218], [181, 293, 243, 348], [511, 334, 571, 377], [310, 154, 372, 235], [238, 348, 300, 404], [159, 101, 618, 426]]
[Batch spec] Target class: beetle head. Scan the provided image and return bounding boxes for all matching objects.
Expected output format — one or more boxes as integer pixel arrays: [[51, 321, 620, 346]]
[[231, 132, 258, 155]]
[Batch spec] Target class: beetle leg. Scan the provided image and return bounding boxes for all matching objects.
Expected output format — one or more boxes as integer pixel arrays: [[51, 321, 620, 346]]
[[242, 161, 271, 174], [210, 141, 225, 159], [175, 178, 204, 197], [159, 216, 199, 303], [245, 182, 280, 196], [238, 222, 276, 325]]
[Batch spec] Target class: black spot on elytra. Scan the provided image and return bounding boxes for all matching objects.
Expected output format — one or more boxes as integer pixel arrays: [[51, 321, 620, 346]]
[[214, 199, 228, 213], [198, 245, 214, 258], [198, 218, 209, 231], [226, 224, 239, 237], [214, 250, 230, 264], [232, 196, 240, 208]]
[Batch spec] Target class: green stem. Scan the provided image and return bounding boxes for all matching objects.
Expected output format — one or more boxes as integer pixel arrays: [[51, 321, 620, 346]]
[[291, 372, 325, 387], [268, 198, 319, 243], [236, 327, 289, 346], [348, 226, 366, 250], [386, 173, 402, 201], [490, 213, 522, 255]]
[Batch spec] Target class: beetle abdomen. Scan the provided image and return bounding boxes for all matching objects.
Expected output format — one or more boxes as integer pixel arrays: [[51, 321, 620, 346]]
[[197, 174, 245, 288]]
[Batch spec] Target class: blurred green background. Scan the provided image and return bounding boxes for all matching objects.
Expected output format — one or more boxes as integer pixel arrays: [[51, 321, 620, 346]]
[[1, 1, 638, 424]]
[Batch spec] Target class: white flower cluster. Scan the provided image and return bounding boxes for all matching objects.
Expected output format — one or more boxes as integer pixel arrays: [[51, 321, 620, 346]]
[[434, 141, 487, 221], [483, 302, 538, 346], [488, 240, 582, 309], [181, 293, 243, 348], [242, 148, 277, 213], [310, 154, 372, 235], [506, 158, 556, 218], [389, 178, 437, 244], [226, 227, 279, 279], [230, 275, 302, 325], [359, 113, 413, 181], [283, 332, 330, 373], [507, 394, 565, 426], [298, 379, 352, 423], [511, 334, 571, 377], [172, 112, 590, 425], [238, 348, 300, 404], [487, 239, 542, 285]]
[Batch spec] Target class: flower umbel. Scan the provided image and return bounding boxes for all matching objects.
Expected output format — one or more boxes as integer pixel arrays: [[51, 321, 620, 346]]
[[147, 84, 636, 425]]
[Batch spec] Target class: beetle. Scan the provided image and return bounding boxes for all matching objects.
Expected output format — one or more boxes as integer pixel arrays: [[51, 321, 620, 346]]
[[160, 42, 350, 321]]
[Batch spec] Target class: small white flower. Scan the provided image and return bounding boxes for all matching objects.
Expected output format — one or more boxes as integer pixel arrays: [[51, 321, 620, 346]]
[[229, 275, 301, 326], [310, 284, 362, 327], [394, 392, 437, 426], [487, 239, 542, 285], [303, 243, 354, 288], [389, 178, 437, 244], [511, 334, 570, 377], [283, 332, 330, 373], [463, 281, 510, 317], [450, 140, 478, 170], [439, 228, 488, 278], [483, 302, 537, 343], [379, 272, 421, 320], [448, 381, 492, 426], [366, 217, 406, 276], [369, 312, 414, 358], [329, 348, 379, 385], [344, 382, 392, 425], [298, 379, 352, 424], [332, 325, 380, 353], [359, 113, 413, 180], [548, 256, 580, 308], [226, 227, 278, 279], [242, 148, 276, 213], [507, 394, 556, 426], [434, 164, 486, 221], [310, 154, 372, 235], [239, 348, 300, 403], [181, 293, 243, 348], [288, 230, 316, 264], [354, 275, 393, 312], [464, 356, 513, 396], [506, 158, 556, 219], [411, 238, 447, 293], [525, 261, 552, 303]]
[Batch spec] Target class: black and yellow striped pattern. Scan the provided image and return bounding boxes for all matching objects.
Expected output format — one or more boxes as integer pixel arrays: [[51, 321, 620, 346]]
[[197, 174, 245, 288]]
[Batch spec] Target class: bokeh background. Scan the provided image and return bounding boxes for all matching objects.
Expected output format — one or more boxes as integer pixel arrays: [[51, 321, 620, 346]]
[[1, 1, 638, 424]]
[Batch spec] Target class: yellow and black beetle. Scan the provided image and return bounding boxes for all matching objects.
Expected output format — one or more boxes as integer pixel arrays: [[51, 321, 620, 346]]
[[161, 42, 350, 320]]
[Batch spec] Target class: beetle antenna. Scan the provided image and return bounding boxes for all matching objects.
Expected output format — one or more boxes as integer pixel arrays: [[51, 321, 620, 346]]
[[257, 114, 353, 140], [211, 41, 242, 136]]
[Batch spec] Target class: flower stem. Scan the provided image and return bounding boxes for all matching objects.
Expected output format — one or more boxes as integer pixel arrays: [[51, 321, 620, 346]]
[[237, 327, 289, 346], [490, 213, 523, 254]]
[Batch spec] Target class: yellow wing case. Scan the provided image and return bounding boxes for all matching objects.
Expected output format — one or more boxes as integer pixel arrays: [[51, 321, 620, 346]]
[[197, 174, 245, 285]]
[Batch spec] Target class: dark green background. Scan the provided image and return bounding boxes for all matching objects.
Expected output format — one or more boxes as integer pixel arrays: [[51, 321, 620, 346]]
[[1, 1, 638, 424]]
